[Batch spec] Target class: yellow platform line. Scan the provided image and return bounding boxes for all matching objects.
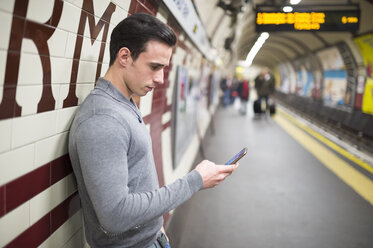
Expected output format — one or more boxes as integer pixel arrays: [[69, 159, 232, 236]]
[[278, 109, 373, 175], [273, 112, 373, 206]]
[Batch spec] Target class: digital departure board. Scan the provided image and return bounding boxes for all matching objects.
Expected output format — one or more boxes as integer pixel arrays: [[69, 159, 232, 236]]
[[255, 5, 360, 32]]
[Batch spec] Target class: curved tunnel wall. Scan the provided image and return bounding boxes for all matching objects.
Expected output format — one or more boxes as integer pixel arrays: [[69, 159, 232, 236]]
[[0, 0, 219, 247], [275, 33, 373, 139]]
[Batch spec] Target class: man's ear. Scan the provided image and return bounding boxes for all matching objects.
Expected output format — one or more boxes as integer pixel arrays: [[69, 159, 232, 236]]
[[117, 47, 131, 67]]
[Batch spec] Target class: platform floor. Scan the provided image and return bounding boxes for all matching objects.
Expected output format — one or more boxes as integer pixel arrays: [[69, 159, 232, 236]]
[[166, 101, 373, 248]]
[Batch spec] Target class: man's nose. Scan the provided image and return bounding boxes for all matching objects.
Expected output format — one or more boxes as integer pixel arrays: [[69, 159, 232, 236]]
[[153, 69, 164, 85]]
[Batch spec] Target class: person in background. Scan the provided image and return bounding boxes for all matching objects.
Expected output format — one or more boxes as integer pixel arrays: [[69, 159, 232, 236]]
[[68, 12, 238, 248], [230, 76, 240, 105], [254, 68, 275, 113], [238, 79, 250, 115], [220, 77, 230, 107]]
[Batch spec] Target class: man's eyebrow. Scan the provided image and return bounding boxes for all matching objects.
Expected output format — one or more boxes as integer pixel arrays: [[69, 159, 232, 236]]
[[149, 62, 169, 68]]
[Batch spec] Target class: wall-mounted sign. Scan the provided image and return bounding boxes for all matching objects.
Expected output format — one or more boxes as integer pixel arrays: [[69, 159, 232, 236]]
[[255, 5, 360, 32], [162, 0, 214, 60]]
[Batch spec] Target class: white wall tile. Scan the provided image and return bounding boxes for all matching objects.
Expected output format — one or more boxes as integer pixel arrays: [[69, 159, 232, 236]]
[[0, 50, 6, 89], [162, 111, 171, 125], [100, 63, 109, 77], [64, 33, 77, 59], [0, 118, 12, 153], [61, 228, 84, 248], [107, 23, 115, 44], [39, 210, 83, 248], [12, 111, 57, 148], [63, 0, 83, 9], [52, 84, 62, 109], [77, 61, 97, 84], [58, 1, 81, 33], [51, 57, 73, 84], [17, 52, 43, 86], [139, 90, 153, 117], [35, 131, 69, 167], [0, 10, 12, 50], [0, 144, 34, 185], [110, 3, 128, 26], [21, 39, 38, 55], [156, 8, 167, 23], [57, 84, 70, 109], [0, 0, 15, 13], [0, 202, 30, 247], [0, 87, 2, 109], [80, 34, 102, 62], [92, 0, 111, 20], [58, 84, 70, 109], [26, 0, 54, 24], [102, 42, 110, 64], [166, 74, 174, 105], [111, 0, 131, 13], [56, 106, 78, 133], [16, 85, 43, 116], [30, 174, 76, 225], [76, 83, 95, 104], [161, 128, 173, 185], [48, 28, 69, 58], [30, 179, 65, 224]]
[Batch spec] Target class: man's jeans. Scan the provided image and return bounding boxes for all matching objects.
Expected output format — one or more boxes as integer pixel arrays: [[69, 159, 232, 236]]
[[147, 233, 170, 248]]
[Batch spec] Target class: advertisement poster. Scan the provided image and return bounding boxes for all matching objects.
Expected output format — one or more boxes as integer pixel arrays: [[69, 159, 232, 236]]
[[316, 47, 348, 108], [172, 66, 199, 168], [354, 33, 373, 115], [277, 62, 296, 94], [294, 58, 314, 98]]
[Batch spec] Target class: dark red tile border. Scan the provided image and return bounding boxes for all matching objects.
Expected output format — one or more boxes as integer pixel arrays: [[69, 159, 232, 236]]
[[51, 193, 81, 233], [140, 0, 159, 15], [5, 163, 51, 213], [129, 0, 155, 15], [51, 154, 73, 185], [3, 154, 74, 216], [6, 213, 51, 248], [0, 85, 19, 121], [5, 192, 80, 248], [0, 185, 4, 217]]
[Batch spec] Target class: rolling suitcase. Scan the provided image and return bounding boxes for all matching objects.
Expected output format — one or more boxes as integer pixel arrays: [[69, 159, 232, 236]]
[[269, 103, 276, 115], [268, 97, 276, 115], [253, 100, 261, 114]]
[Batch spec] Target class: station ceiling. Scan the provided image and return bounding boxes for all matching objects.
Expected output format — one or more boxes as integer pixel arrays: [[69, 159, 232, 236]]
[[193, 0, 373, 70]]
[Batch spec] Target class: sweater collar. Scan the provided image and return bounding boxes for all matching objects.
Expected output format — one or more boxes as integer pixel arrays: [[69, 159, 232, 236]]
[[96, 77, 137, 106], [95, 77, 143, 122]]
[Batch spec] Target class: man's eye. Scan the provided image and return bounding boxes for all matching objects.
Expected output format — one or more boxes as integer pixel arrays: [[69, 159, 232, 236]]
[[151, 65, 164, 71]]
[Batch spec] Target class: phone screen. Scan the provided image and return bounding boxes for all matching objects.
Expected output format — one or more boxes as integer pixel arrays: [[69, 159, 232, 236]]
[[225, 147, 248, 165]]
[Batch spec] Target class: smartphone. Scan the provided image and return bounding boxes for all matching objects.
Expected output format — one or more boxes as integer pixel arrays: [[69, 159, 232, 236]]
[[225, 147, 248, 165]]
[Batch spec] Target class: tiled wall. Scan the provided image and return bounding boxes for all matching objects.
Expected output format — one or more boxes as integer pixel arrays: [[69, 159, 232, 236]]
[[0, 0, 216, 247]]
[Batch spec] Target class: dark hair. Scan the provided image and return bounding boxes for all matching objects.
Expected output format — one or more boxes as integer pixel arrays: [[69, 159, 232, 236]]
[[109, 12, 177, 66]]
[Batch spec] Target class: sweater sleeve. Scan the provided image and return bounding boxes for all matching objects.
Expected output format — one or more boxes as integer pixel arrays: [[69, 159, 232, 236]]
[[74, 115, 203, 234]]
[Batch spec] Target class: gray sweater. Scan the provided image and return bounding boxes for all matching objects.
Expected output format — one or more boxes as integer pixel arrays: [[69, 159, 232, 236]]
[[68, 78, 203, 247]]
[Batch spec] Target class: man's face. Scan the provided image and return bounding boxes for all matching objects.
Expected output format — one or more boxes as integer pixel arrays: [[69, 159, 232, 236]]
[[123, 40, 173, 97]]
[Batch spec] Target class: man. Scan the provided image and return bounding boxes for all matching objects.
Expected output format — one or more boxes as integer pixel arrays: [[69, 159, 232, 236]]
[[254, 68, 275, 113], [68, 12, 238, 248]]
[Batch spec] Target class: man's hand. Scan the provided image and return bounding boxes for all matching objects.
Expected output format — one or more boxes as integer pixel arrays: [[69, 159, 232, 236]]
[[194, 160, 239, 189]]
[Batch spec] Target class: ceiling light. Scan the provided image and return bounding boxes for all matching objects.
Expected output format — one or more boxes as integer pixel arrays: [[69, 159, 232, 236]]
[[244, 32, 269, 67], [290, 0, 302, 4]]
